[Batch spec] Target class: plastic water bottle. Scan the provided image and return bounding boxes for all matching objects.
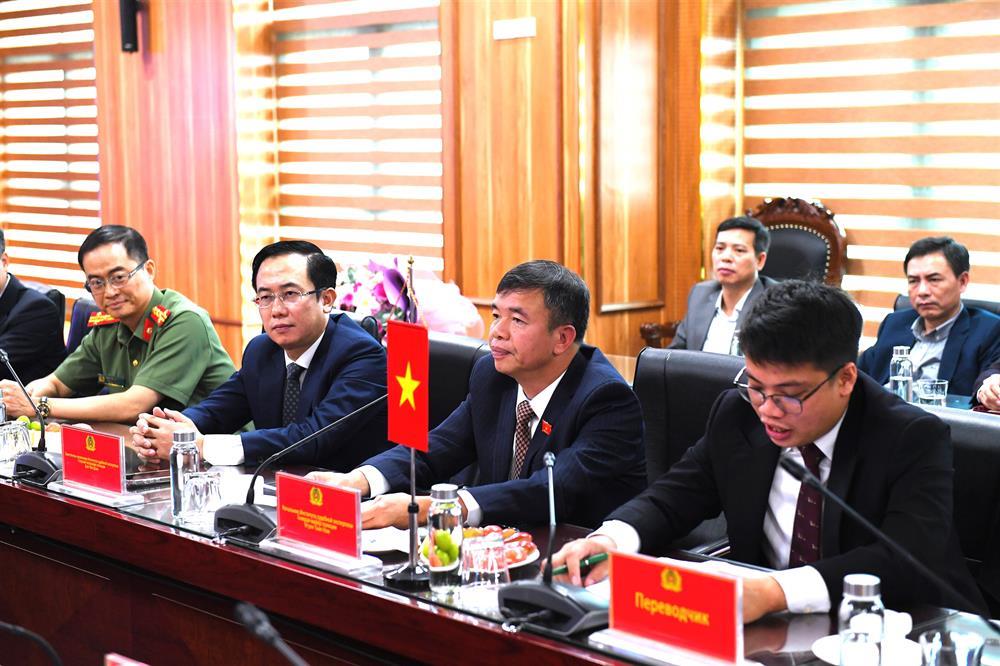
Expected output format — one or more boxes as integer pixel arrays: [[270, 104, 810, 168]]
[[170, 430, 200, 519], [426, 483, 463, 597], [889, 346, 912, 403], [838, 574, 885, 666], [729, 329, 742, 356]]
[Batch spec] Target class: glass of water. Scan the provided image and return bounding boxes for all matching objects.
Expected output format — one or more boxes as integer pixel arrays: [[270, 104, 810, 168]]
[[919, 630, 984, 666], [177, 470, 222, 527], [914, 379, 948, 407], [460, 535, 510, 612], [0, 421, 32, 463]]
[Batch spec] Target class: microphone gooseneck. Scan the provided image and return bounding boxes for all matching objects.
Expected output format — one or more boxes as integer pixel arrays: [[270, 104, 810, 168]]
[[234, 602, 308, 666], [542, 451, 556, 586], [0, 348, 47, 452]]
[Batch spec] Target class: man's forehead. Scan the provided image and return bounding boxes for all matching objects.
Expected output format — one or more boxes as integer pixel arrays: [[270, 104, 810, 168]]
[[493, 288, 546, 309], [906, 252, 954, 278], [744, 358, 826, 385]]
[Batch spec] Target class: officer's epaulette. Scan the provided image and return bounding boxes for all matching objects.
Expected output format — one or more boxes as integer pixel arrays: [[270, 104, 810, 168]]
[[150, 305, 172, 327], [87, 311, 119, 328]]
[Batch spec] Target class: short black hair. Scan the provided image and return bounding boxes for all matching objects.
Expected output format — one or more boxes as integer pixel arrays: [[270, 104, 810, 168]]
[[716, 215, 770, 255], [0, 228, 5, 255], [740, 280, 861, 374], [78, 225, 149, 269], [251, 240, 337, 292], [495, 260, 590, 342], [904, 236, 969, 278]]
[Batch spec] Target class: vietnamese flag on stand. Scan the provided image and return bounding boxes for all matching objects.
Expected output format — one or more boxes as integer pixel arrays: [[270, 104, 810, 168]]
[[387, 320, 429, 451]]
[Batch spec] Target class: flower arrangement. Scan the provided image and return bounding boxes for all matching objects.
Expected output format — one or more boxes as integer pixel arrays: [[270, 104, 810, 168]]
[[336, 257, 484, 338]]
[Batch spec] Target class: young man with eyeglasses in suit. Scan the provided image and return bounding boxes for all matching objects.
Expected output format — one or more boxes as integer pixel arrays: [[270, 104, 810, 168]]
[[130, 240, 390, 469], [553, 280, 985, 623], [0, 225, 235, 425]]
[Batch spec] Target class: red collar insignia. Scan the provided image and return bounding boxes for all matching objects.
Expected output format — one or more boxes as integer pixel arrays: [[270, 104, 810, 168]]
[[541, 420, 552, 436], [87, 311, 120, 328]]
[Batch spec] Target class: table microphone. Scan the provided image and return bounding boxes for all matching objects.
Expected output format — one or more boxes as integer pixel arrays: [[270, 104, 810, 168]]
[[498, 452, 609, 637], [234, 602, 308, 666], [0, 348, 61, 486], [213, 393, 387, 543], [779, 456, 997, 634]]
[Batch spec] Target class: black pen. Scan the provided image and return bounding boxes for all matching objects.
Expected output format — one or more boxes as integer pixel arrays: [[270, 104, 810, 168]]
[[550, 552, 609, 577]]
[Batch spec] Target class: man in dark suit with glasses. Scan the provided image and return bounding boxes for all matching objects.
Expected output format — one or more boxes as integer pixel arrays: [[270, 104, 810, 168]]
[[554, 279, 985, 622]]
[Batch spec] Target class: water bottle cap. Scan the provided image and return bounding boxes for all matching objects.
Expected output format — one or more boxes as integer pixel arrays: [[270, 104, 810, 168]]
[[430, 483, 458, 500], [892, 345, 910, 356], [172, 429, 197, 444], [843, 573, 881, 597]]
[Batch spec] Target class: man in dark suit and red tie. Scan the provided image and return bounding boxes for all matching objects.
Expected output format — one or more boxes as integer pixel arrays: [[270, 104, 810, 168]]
[[308, 260, 646, 529], [553, 280, 985, 623]]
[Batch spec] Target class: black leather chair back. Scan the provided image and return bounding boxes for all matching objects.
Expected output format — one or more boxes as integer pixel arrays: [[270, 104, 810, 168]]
[[923, 405, 1000, 613], [429, 331, 489, 430], [759, 227, 830, 284], [633, 348, 745, 484], [22, 280, 66, 334], [892, 294, 1000, 317]]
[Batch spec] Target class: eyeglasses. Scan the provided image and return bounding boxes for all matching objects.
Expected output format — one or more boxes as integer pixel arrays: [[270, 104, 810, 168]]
[[253, 289, 323, 309], [733, 364, 844, 416], [84, 264, 145, 293]]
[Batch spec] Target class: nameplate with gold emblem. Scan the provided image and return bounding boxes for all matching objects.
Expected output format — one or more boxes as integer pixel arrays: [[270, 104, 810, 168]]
[[274, 471, 361, 558], [61, 425, 127, 495]]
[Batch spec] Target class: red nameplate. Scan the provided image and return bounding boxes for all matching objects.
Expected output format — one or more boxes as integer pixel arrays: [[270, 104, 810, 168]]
[[61, 425, 126, 494], [275, 472, 361, 558], [610, 553, 742, 664]]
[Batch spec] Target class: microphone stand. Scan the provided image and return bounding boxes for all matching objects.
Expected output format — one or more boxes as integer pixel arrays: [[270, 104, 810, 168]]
[[0, 349, 60, 486], [213, 393, 387, 543], [383, 446, 430, 588], [234, 602, 308, 666], [779, 457, 998, 635]]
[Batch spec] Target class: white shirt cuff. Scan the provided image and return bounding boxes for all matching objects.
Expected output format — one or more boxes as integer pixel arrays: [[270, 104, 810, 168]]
[[358, 465, 390, 497], [202, 434, 244, 466], [458, 489, 481, 526], [591, 520, 641, 553], [772, 565, 831, 614]]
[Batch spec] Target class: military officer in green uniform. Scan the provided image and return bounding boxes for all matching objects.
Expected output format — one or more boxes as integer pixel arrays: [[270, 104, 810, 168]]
[[0, 225, 235, 425]]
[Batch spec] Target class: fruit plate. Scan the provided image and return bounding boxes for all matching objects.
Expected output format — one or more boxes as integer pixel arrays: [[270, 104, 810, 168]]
[[506, 546, 539, 569]]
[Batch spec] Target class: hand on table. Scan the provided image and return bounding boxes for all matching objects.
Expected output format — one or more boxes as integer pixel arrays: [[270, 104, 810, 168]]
[[0, 379, 36, 419], [550, 535, 616, 586], [130, 407, 199, 461], [976, 373, 1000, 412], [360, 493, 432, 529]]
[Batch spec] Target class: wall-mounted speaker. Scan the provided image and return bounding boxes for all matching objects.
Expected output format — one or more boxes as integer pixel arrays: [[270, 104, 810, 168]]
[[120, 0, 139, 52]]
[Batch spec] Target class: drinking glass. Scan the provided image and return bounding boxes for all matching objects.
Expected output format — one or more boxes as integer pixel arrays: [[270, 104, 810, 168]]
[[0, 421, 32, 463], [178, 470, 222, 527], [914, 379, 948, 407], [460, 535, 510, 612], [919, 630, 984, 666]]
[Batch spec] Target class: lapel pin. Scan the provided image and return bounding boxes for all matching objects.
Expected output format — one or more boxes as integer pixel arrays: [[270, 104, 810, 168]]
[[541, 420, 552, 435]]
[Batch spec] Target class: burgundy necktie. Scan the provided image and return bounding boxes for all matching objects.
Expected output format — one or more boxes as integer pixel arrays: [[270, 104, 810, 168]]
[[509, 400, 534, 479], [789, 443, 824, 567]]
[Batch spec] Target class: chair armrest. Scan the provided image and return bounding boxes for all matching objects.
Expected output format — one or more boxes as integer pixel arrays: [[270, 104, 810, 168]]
[[685, 537, 730, 559], [640, 321, 680, 348]]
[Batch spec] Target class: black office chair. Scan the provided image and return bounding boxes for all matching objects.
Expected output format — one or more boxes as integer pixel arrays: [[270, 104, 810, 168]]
[[22, 280, 66, 336], [892, 294, 1000, 317], [632, 347, 745, 549], [749, 197, 847, 287], [65, 296, 102, 354]]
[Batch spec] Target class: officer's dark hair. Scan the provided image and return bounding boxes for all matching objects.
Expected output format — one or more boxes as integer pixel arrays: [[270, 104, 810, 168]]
[[251, 240, 337, 293], [904, 236, 969, 278], [495, 260, 590, 342], [740, 279, 861, 374], [77, 225, 149, 268], [716, 215, 770, 255]]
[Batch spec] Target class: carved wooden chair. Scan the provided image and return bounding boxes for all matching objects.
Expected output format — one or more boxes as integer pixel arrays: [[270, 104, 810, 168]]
[[639, 197, 847, 348]]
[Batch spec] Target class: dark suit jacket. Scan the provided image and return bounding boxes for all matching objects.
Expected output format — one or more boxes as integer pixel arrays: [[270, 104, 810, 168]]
[[0, 274, 66, 384], [366, 345, 646, 528], [184, 313, 389, 468], [972, 359, 1000, 406], [668, 276, 777, 350], [858, 307, 1000, 396], [609, 373, 985, 612]]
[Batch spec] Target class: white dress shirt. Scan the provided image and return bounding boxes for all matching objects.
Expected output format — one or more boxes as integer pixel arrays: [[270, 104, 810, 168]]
[[202, 328, 326, 465], [701, 287, 752, 355], [360, 370, 568, 526], [908, 307, 962, 382], [594, 412, 847, 614]]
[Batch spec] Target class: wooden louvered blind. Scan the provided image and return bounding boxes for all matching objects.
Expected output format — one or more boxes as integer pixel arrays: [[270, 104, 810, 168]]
[[271, 0, 444, 272], [0, 0, 98, 309], [742, 0, 1000, 343]]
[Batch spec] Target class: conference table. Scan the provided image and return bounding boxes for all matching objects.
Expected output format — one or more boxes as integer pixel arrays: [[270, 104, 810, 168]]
[[0, 450, 997, 665]]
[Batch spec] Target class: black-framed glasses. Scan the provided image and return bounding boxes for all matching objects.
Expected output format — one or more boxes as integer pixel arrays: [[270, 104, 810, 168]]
[[84, 264, 145, 293], [253, 289, 323, 309], [733, 364, 844, 415]]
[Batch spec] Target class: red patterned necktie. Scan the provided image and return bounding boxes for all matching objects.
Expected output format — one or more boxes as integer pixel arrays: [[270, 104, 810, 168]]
[[788, 443, 824, 567], [509, 400, 535, 479]]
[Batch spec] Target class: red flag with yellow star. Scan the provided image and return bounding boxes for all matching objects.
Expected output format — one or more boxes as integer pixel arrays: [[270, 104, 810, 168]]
[[387, 320, 428, 451]]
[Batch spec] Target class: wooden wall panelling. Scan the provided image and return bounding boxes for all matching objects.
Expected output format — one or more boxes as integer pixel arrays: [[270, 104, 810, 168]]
[[92, 0, 244, 363], [453, 0, 565, 310]]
